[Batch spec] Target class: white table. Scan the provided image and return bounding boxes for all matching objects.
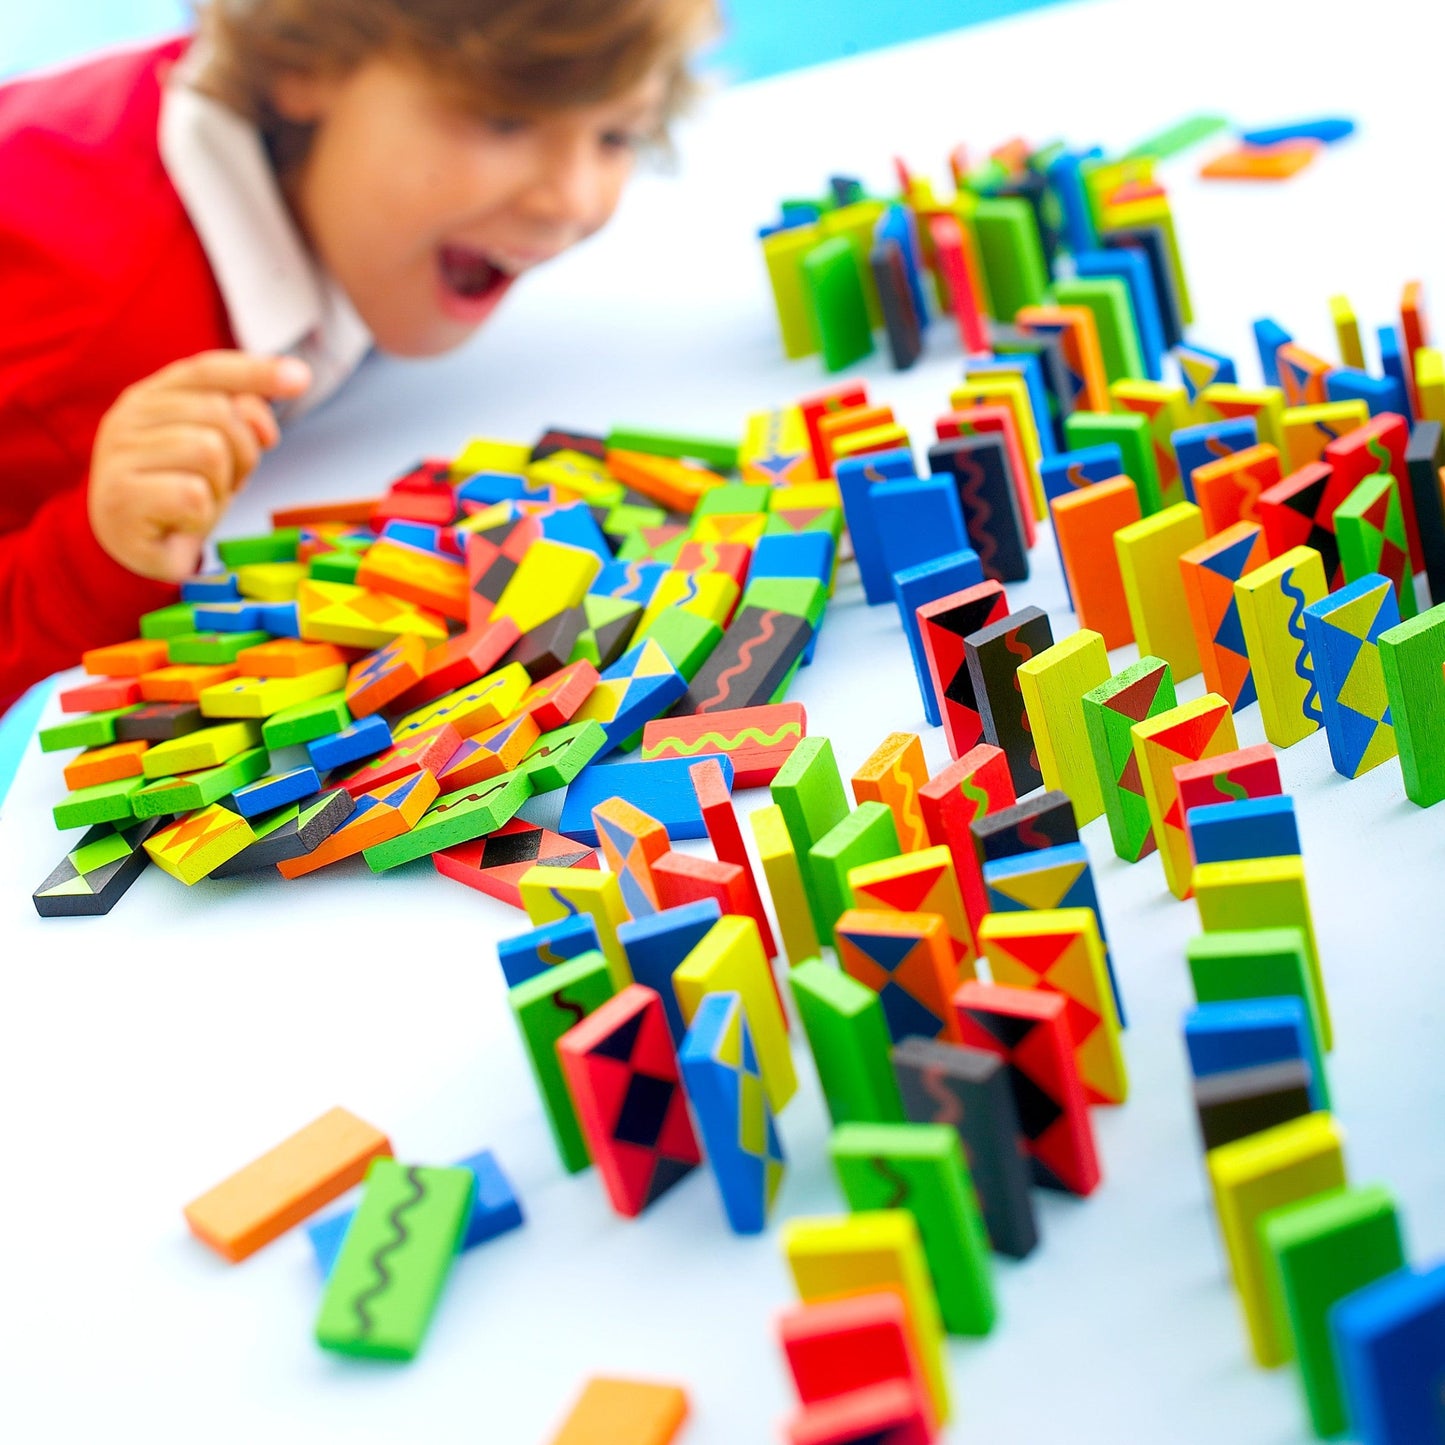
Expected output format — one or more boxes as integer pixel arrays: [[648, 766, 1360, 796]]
[[4, 1, 1443, 1439]]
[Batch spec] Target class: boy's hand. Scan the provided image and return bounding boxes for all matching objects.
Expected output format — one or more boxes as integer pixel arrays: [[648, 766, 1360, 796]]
[[88, 351, 312, 582]]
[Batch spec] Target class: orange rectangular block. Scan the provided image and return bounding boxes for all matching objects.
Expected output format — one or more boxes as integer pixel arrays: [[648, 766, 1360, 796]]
[[270, 497, 377, 527], [182, 1106, 392, 1263], [1276, 343, 1333, 406], [63, 739, 150, 790], [138, 663, 240, 702], [235, 638, 350, 678], [1402, 279, 1429, 417], [1050, 476, 1142, 650], [1193, 443, 1281, 536], [82, 638, 169, 677], [852, 732, 929, 851], [1199, 140, 1320, 181], [605, 449, 723, 513], [548, 1378, 690, 1445], [354, 538, 470, 622], [817, 404, 896, 473]]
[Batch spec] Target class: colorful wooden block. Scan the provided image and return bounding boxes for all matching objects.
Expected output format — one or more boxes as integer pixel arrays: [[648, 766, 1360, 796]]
[[963, 606, 1054, 796], [750, 803, 820, 968], [892, 550, 987, 729], [82, 638, 169, 677], [917, 580, 1009, 758], [772, 737, 852, 940], [278, 769, 439, 877], [847, 844, 975, 971], [1179, 522, 1268, 712], [782, 1212, 950, 1424], [209, 789, 356, 877], [1114, 502, 1205, 679], [37, 704, 142, 754], [851, 732, 929, 852], [953, 981, 1100, 1197], [784, 1382, 934, 1445], [1257, 462, 1353, 586], [519, 866, 630, 990], [59, 676, 143, 713], [1194, 857, 1330, 1050], [1195, 1059, 1315, 1153], [433, 818, 594, 907], [968, 790, 1079, 867], [674, 915, 796, 1111], [1186, 996, 1327, 1111], [572, 639, 688, 755], [259, 691, 350, 750], [1234, 545, 1328, 747], [140, 718, 262, 779], [32, 819, 159, 918], [809, 803, 902, 945], [1110, 378, 1191, 499], [343, 634, 427, 717], [1325, 411, 1420, 570], [1050, 477, 1142, 649], [1191, 443, 1281, 536], [546, 1378, 690, 1445], [235, 637, 348, 678], [917, 745, 1015, 933], [1405, 420, 1445, 605], [1187, 795, 1299, 866], [230, 765, 322, 819], [1208, 1113, 1348, 1368], [640, 702, 805, 787], [1281, 402, 1370, 472], [183, 1106, 391, 1263], [1378, 601, 1445, 805], [496, 913, 601, 989], [306, 713, 392, 772], [1064, 407, 1162, 512], [1016, 630, 1110, 825], [558, 984, 701, 1216], [1173, 743, 1282, 817], [296, 578, 447, 648], [62, 739, 150, 791], [790, 961, 904, 1126], [835, 911, 960, 1045], [592, 797, 669, 918], [926, 435, 1028, 583], [1336, 472, 1417, 621], [143, 803, 256, 883]]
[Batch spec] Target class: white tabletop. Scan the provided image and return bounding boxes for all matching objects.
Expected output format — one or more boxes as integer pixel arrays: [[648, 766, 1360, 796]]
[[3, 1, 1444, 1440]]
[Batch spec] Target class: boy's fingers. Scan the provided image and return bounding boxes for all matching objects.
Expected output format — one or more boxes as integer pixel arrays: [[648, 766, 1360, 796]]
[[137, 470, 222, 538], [231, 393, 281, 451], [150, 350, 312, 400], [149, 530, 207, 585], [126, 393, 265, 481], [130, 423, 237, 502]]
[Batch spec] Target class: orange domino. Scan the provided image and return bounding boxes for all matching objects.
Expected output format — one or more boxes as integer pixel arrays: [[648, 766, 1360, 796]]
[[1015, 304, 1111, 413], [345, 634, 428, 717], [63, 739, 150, 790], [354, 538, 471, 622], [547, 1378, 690, 1445], [851, 732, 929, 851], [82, 638, 169, 677], [1402, 280, 1429, 417], [605, 449, 724, 513], [817, 405, 896, 474], [1050, 476, 1142, 650], [1192, 443, 1282, 536], [235, 638, 351, 678], [269, 497, 377, 527], [278, 769, 439, 878], [182, 1106, 392, 1263], [1199, 140, 1320, 181], [1275, 343, 1333, 407], [138, 663, 239, 702]]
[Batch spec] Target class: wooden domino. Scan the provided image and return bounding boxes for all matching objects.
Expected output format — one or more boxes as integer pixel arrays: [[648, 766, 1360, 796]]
[[617, 901, 721, 1043], [183, 1106, 391, 1263], [559, 755, 735, 844], [771, 737, 853, 938], [32, 820, 159, 917], [1378, 601, 1445, 806], [1191, 444, 1281, 535], [968, 790, 1079, 867], [1234, 545, 1327, 747], [278, 769, 439, 877], [144, 804, 257, 884], [640, 702, 806, 786], [1335, 473, 1417, 618], [592, 797, 670, 918], [1174, 743, 1283, 818], [750, 803, 821, 967], [1114, 502, 1206, 679], [558, 984, 701, 1216], [1256, 461, 1353, 584], [835, 911, 960, 1045], [546, 1378, 690, 1445], [1325, 410, 1420, 570], [851, 732, 929, 852], [785, 1381, 934, 1445], [691, 757, 777, 956], [917, 580, 1009, 759], [963, 605, 1055, 795], [652, 851, 751, 918], [1050, 476, 1142, 649], [1195, 1060, 1315, 1153], [846, 844, 975, 974], [61, 739, 149, 791], [676, 605, 811, 715], [343, 634, 427, 717], [917, 744, 1015, 933], [209, 789, 355, 877], [140, 719, 261, 778], [809, 803, 902, 944], [1179, 522, 1269, 712], [519, 866, 630, 990], [1016, 630, 1110, 824]]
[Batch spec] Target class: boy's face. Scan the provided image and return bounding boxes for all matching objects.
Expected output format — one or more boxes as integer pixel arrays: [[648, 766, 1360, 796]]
[[276, 57, 668, 357]]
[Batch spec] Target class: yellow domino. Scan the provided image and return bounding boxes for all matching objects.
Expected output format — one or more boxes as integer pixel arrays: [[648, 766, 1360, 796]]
[[141, 720, 263, 779], [831, 423, 912, 465], [1234, 545, 1328, 749], [391, 663, 530, 742], [851, 731, 929, 852], [1208, 1113, 1347, 1368], [519, 866, 631, 991], [529, 451, 625, 509], [1329, 294, 1365, 369], [635, 570, 740, 638], [978, 908, 1127, 1105], [1416, 347, 1445, 427], [762, 223, 823, 360], [1197, 383, 1286, 452], [491, 539, 602, 635], [950, 373, 1045, 519], [234, 561, 306, 602], [773, 480, 841, 512], [145, 803, 256, 884], [673, 915, 797, 1111], [847, 845, 977, 975], [296, 579, 447, 649], [750, 803, 820, 968], [740, 405, 817, 486], [451, 437, 531, 478], [1278, 401, 1370, 472], [1017, 630, 1111, 826], [1194, 855, 1331, 1050], [1114, 502, 1206, 680], [1111, 379, 1192, 509], [1131, 693, 1239, 900], [198, 664, 347, 720], [783, 1211, 951, 1423], [688, 512, 769, 547]]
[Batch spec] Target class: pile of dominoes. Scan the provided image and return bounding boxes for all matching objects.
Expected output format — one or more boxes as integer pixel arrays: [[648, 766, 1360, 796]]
[[42, 122, 1445, 1444]]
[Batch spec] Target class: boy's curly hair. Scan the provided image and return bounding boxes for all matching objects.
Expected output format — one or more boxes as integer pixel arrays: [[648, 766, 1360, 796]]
[[196, 0, 716, 163]]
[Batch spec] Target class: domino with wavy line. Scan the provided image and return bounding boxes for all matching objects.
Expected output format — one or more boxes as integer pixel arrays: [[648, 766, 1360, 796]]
[[508, 950, 617, 1173], [829, 1122, 995, 1336], [315, 1159, 473, 1360], [852, 732, 930, 852], [1234, 545, 1327, 748], [962, 606, 1055, 796], [675, 606, 812, 716], [917, 744, 1015, 935], [891, 1036, 1037, 1259], [640, 702, 805, 788], [928, 435, 1028, 583], [1174, 743, 1282, 823], [519, 865, 630, 989]]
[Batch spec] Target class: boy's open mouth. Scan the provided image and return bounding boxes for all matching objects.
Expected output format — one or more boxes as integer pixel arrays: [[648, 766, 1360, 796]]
[[436, 245, 514, 321]]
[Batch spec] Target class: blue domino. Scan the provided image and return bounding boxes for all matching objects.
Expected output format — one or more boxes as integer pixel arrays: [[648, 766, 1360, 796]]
[[496, 914, 601, 988], [892, 549, 985, 728], [558, 754, 734, 845], [1186, 794, 1300, 866], [1172, 418, 1258, 503], [1046, 148, 1101, 257], [380, 521, 454, 556], [307, 714, 392, 771], [836, 447, 917, 606], [591, 559, 669, 606], [193, 601, 265, 632], [872, 473, 970, 585], [1326, 367, 1411, 420], [1332, 1262, 1445, 1445], [618, 900, 723, 1044], [749, 531, 834, 586], [1241, 117, 1355, 147], [254, 601, 300, 637], [181, 572, 240, 602], [875, 203, 930, 329], [1377, 327, 1414, 423], [307, 1148, 523, 1277], [1184, 996, 1328, 1109], [1175, 342, 1238, 403], [456, 471, 552, 507], [231, 765, 322, 819], [1077, 248, 1166, 380], [1039, 444, 1126, 503], [540, 501, 614, 562]]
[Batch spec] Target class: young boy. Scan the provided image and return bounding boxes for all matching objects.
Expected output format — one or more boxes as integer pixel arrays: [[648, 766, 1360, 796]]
[[0, 0, 715, 713]]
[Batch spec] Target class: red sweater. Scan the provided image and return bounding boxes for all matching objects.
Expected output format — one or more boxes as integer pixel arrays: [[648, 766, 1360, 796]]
[[0, 38, 235, 713]]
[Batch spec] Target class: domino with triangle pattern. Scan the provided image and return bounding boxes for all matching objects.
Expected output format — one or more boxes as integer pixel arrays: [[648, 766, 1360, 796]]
[[145, 804, 257, 884], [1179, 522, 1268, 713], [33, 819, 161, 916]]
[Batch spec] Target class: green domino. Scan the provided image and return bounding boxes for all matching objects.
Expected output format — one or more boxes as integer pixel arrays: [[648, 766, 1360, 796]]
[[132, 746, 270, 818], [216, 529, 300, 567], [508, 950, 616, 1173], [1065, 409, 1163, 514], [789, 960, 903, 1127], [829, 1122, 996, 1337], [1082, 656, 1177, 862], [39, 706, 143, 754], [605, 428, 740, 473], [261, 690, 351, 749], [801, 236, 874, 373], [1124, 113, 1230, 160], [1187, 928, 1327, 1062], [771, 737, 850, 940], [315, 1159, 474, 1361], [971, 196, 1049, 320], [363, 771, 531, 872], [52, 774, 146, 830], [809, 802, 900, 944], [310, 552, 363, 584], [515, 721, 608, 792], [601, 503, 667, 537], [139, 603, 197, 639], [1262, 1184, 1405, 1437], [165, 631, 272, 665], [1336, 473, 1417, 618], [741, 577, 828, 630], [641, 610, 722, 682], [693, 482, 773, 518], [1052, 276, 1146, 384], [1379, 603, 1445, 807]]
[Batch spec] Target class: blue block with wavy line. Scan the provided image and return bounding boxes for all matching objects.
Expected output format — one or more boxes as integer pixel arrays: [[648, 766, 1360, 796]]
[[1172, 418, 1257, 504], [836, 447, 918, 606], [496, 913, 600, 988]]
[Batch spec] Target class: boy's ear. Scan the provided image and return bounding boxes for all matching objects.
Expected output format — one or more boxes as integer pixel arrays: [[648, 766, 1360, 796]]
[[270, 69, 344, 125]]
